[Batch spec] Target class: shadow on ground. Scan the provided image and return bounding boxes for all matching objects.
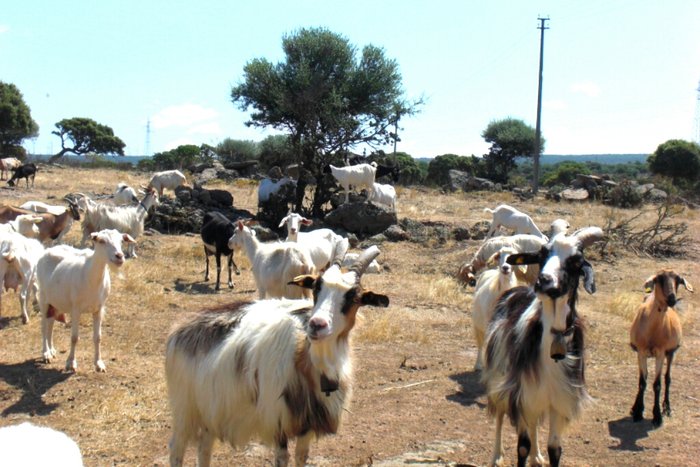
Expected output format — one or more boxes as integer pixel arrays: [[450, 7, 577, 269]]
[[446, 370, 486, 409], [0, 359, 72, 416]]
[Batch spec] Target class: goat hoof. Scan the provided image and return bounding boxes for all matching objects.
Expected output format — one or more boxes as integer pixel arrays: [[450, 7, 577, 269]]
[[65, 360, 78, 372], [228, 284, 234, 289], [235, 271, 241, 276], [95, 360, 106, 372], [652, 416, 662, 428]]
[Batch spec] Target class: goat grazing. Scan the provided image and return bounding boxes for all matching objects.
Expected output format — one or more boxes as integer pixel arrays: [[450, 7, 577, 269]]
[[481, 227, 603, 467], [0, 232, 44, 323], [0, 157, 21, 180], [37, 229, 135, 372], [7, 162, 37, 188], [278, 212, 349, 272], [484, 204, 546, 239], [630, 269, 694, 427], [0, 422, 83, 466], [200, 211, 240, 290], [147, 170, 186, 196], [165, 246, 388, 466], [370, 182, 397, 211], [228, 220, 315, 300], [470, 246, 521, 370], [326, 163, 377, 204], [112, 183, 139, 205]]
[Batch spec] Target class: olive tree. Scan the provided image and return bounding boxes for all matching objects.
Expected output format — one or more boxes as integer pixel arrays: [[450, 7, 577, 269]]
[[482, 118, 541, 184], [50, 117, 125, 162], [0, 81, 39, 156]]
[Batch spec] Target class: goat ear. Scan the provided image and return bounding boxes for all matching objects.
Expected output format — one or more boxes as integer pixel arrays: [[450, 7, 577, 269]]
[[581, 260, 596, 294], [90, 232, 104, 244], [643, 275, 656, 293], [486, 251, 501, 267], [360, 291, 389, 308], [506, 252, 540, 266], [676, 276, 694, 293], [237, 220, 245, 230], [288, 275, 316, 289], [301, 218, 313, 226], [122, 233, 136, 244], [278, 216, 288, 228]]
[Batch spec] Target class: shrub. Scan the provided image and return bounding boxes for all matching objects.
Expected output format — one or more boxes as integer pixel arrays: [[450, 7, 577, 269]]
[[607, 180, 643, 208]]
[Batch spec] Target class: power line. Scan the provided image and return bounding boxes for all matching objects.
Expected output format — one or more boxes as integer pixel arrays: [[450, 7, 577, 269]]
[[532, 16, 549, 192]]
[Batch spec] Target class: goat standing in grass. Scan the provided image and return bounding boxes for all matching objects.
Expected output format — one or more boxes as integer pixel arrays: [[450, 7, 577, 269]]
[[278, 212, 349, 272], [166, 246, 388, 467], [482, 227, 603, 467], [630, 269, 693, 427], [37, 229, 134, 372], [200, 211, 240, 290], [483, 204, 547, 239]]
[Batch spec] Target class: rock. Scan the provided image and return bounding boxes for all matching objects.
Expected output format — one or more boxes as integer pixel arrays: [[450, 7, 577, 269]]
[[635, 183, 655, 197], [383, 225, 410, 242], [464, 176, 496, 192], [324, 202, 397, 236], [468, 220, 491, 240], [175, 186, 192, 203], [209, 189, 233, 207], [560, 188, 589, 201], [453, 227, 471, 241], [445, 170, 497, 192], [647, 188, 668, 202], [251, 225, 279, 242]]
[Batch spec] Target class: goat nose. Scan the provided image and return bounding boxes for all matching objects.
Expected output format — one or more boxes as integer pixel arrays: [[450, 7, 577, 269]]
[[537, 274, 554, 290], [667, 294, 677, 308], [115, 252, 124, 260], [309, 317, 328, 334]]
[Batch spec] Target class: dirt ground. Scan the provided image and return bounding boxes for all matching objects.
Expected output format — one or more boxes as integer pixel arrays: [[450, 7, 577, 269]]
[[0, 166, 698, 466]]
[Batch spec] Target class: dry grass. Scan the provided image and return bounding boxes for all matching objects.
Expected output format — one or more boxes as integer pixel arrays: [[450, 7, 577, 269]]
[[0, 167, 699, 466]]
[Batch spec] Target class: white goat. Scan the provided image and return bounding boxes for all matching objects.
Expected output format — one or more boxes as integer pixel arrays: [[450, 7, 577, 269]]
[[484, 204, 547, 239], [19, 200, 67, 216], [80, 188, 158, 257], [0, 213, 43, 238], [278, 212, 349, 272], [147, 170, 186, 196], [0, 422, 83, 466], [258, 177, 296, 204], [470, 246, 521, 370], [549, 218, 570, 238], [228, 220, 315, 299], [0, 157, 21, 180], [111, 182, 139, 205], [370, 182, 396, 211], [328, 162, 377, 204], [341, 252, 381, 273], [37, 229, 134, 372], [0, 231, 44, 323], [165, 246, 388, 467]]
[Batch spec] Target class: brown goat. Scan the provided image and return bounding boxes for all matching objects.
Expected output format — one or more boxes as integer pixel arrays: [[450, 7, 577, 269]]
[[630, 269, 694, 427], [0, 201, 80, 244]]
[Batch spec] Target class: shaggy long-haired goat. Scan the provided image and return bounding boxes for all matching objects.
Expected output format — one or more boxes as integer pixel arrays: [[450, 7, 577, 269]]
[[165, 246, 389, 466], [630, 269, 693, 427], [481, 227, 603, 467]]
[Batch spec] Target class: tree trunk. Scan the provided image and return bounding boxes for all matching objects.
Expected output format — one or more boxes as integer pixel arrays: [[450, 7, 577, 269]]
[[48, 148, 71, 163]]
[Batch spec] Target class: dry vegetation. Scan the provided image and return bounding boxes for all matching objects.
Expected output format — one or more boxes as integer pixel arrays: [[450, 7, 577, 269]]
[[0, 166, 699, 466]]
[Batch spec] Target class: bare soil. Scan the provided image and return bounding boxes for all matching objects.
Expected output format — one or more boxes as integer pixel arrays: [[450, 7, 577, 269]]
[[0, 167, 699, 466]]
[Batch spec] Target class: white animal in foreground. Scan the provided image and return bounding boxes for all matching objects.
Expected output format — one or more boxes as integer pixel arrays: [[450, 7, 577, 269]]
[[327, 162, 377, 204], [484, 204, 547, 239], [165, 246, 389, 467], [0, 422, 83, 466], [278, 212, 349, 272], [37, 229, 134, 372], [228, 220, 315, 299], [370, 182, 396, 211], [147, 170, 186, 196], [0, 214, 43, 238], [0, 231, 44, 323]]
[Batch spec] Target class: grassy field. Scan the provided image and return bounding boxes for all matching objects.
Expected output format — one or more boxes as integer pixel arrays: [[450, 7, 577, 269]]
[[0, 166, 698, 466]]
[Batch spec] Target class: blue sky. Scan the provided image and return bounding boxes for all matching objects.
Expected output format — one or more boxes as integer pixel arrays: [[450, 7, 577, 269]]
[[3, 1, 700, 158]]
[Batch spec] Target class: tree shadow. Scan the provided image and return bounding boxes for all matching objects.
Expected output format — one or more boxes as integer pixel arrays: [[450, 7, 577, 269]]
[[0, 359, 72, 416], [607, 416, 654, 452], [446, 370, 487, 408]]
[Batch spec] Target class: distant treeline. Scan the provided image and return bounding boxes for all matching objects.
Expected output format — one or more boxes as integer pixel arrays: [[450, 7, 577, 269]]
[[416, 154, 648, 166]]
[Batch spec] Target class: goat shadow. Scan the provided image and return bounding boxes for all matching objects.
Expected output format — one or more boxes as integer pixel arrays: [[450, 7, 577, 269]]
[[173, 278, 255, 296], [0, 359, 72, 416], [607, 416, 655, 452], [446, 370, 487, 409]]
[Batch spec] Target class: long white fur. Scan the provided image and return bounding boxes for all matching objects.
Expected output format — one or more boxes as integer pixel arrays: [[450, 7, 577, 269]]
[[0, 422, 83, 466], [278, 212, 349, 272], [369, 182, 396, 211], [148, 169, 186, 196], [329, 163, 377, 203], [0, 231, 44, 323], [0, 214, 43, 238], [112, 183, 139, 205], [19, 200, 67, 216], [460, 234, 546, 286], [484, 204, 547, 239]]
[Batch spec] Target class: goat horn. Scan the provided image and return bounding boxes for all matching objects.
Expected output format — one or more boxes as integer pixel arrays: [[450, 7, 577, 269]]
[[349, 245, 381, 279], [573, 226, 604, 249], [330, 239, 347, 268]]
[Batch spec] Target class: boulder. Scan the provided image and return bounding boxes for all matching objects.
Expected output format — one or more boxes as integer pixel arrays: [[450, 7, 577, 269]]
[[445, 170, 497, 192], [209, 189, 233, 207], [560, 188, 589, 201], [324, 202, 397, 236]]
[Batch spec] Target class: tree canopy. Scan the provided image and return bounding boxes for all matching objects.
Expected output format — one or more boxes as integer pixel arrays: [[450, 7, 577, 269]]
[[231, 27, 420, 215], [50, 117, 125, 162], [0, 81, 39, 155], [648, 139, 700, 184], [482, 118, 541, 184]]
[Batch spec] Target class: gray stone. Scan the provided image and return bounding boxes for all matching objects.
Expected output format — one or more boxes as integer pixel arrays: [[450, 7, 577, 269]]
[[209, 189, 233, 207], [383, 225, 410, 242], [324, 202, 397, 236]]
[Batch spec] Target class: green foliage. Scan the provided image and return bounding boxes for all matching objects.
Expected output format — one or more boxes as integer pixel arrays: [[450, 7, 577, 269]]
[[541, 161, 591, 187], [482, 118, 540, 184], [648, 139, 700, 184], [390, 151, 425, 185], [0, 81, 39, 152], [216, 138, 260, 167], [257, 135, 295, 172], [50, 117, 125, 162], [426, 154, 481, 186], [608, 180, 643, 208], [231, 27, 421, 215], [150, 144, 202, 170]]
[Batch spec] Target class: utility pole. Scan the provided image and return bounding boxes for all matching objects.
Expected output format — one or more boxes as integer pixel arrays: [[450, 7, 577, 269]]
[[532, 16, 549, 192]]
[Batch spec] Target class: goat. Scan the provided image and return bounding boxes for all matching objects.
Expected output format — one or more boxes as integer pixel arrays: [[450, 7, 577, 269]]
[[326, 163, 377, 204], [147, 169, 186, 197], [458, 234, 547, 287], [80, 188, 158, 257], [258, 177, 296, 204], [484, 204, 546, 239], [369, 182, 397, 211], [0, 201, 81, 245], [481, 227, 603, 467], [347, 157, 400, 183], [549, 218, 570, 238], [7, 162, 37, 188], [0, 213, 43, 238], [112, 183, 139, 205], [228, 220, 315, 300], [0, 232, 44, 322], [37, 229, 135, 372], [470, 246, 521, 371], [19, 200, 70, 216], [200, 211, 241, 290], [0, 422, 83, 466], [630, 269, 694, 427], [165, 246, 388, 467], [341, 252, 381, 273], [278, 212, 349, 272], [0, 157, 21, 180]]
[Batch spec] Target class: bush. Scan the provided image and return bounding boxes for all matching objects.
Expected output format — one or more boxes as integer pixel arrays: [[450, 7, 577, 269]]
[[607, 180, 643, 208]]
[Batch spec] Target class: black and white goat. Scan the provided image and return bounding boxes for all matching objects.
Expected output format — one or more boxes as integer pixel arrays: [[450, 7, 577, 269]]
[[481, 227, 603, 467], [200, 211, 240, 290], [165, 246, 389, 466]]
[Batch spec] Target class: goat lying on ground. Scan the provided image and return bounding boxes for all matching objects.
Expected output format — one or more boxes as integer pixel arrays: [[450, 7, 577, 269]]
[[37, 229, 134, 372], [165, 246, 388, 467], [484, 204, 547, 239], [630, 269, 693, 427], [200, 211, 240, 290], [278, 212, 349, 272], [482, 227, 603, 467]]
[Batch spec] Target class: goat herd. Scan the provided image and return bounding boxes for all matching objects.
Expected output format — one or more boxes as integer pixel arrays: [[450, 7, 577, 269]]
[[0, 162, 695, 466]]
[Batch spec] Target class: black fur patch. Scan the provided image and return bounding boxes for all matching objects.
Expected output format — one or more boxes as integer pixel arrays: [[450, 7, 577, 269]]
[[282, 376, 339, 437], [169, 301, 251, 356]]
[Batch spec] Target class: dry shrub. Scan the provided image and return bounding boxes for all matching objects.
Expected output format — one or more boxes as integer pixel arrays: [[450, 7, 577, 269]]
[[606, 292, 640, 320]]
